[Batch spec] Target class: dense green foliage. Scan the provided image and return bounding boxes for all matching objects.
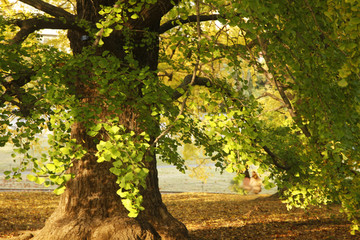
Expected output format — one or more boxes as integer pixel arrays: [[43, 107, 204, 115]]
[[1, 0, 359, 233]]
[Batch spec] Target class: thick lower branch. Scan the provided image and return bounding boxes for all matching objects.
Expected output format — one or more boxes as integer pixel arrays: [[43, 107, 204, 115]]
[[10, 18, 80, 45], [19, 0, 74, 20]]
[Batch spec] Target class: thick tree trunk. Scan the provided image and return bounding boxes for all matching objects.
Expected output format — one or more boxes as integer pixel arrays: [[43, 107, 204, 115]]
[[32, 85, 188, 239], [32, 146, 188, 239], [32, 153, 158, 240], [29, 0, 189, 239]]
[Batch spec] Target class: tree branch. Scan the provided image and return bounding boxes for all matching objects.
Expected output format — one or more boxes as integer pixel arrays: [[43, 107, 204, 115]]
[[10, 18, 80, 45], [273, 78, 312, 138], [19, 0, 75, 21], [153, 66, 201, 147], [0, 68, 38, 117], [130, 0, 180, 30], [256, 36, 312, 138], [171, 73, 293, 172], [262, 146, 291, 170], [257, 92, 284, 103], [172, 74, 211, 100], [159, 14, 220, 34]]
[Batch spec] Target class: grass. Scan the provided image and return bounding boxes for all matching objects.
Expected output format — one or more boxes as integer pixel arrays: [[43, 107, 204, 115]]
[[0, 144, 276, 194], [0, 144, 240, 194], [0, 145, 17, 171]]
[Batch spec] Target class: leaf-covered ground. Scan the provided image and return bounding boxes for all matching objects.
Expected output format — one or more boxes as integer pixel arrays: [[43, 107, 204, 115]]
[[0, 192, 357, 239]]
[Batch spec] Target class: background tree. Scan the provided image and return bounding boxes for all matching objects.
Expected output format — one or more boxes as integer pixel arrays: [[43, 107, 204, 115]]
[[1, 0, 360, 239]]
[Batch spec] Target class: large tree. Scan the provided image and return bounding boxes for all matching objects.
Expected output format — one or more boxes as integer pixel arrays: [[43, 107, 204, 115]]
[[1, 0, 360, 239]]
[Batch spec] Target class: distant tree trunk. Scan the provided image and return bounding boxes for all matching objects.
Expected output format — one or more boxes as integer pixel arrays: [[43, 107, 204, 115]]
[[31, 0, 189, 239]]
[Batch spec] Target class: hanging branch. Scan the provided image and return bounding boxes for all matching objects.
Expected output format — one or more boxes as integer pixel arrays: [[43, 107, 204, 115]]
[[254, 35, 312, 138], [152, 0, 203, 147]]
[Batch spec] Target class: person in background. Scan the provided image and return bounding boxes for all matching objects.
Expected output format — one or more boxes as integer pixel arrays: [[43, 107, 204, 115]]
[[242, 169, 252, 192], [242, 169, 262, 194], [249, 171, 262, 194]]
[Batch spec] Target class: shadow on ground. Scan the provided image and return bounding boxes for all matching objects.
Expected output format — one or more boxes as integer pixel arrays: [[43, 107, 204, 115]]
[[189, 218, 353, 240]]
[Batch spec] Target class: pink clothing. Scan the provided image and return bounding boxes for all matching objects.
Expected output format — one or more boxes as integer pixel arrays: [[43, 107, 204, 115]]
[[242, 172, 262, 194], [242, 177, 252, 192]]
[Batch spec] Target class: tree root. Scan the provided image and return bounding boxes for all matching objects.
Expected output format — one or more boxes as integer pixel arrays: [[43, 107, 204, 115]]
[[27, 215, 160, 240]]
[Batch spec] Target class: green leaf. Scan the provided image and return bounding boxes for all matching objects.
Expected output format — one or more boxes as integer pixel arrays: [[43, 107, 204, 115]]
[[27, 174, 37, 182], [128, 211, 138, 218], [339, 68, 351, 78], [122, 198, 133, 208], [130, 14, 139, 19], [349, 17, 360, 25], [63, 174, 73, 182], [116, 189, 128, 198], [93, 123, 103, 132], [110, 147, 120, 158], [110, 167, 121, 175], [87, 131, 98, 137], [54, 186, 66, 195], [60, 147, 70, 155], [55, 176, 65, 185], [46, 163, 56, 172], [109, 125, 120, 134], [337, 79, 348, 87], [124, 172, 134, 181], [35, 176, 46, 184], [115, 24, 123, 30], [103, 28, 113, 37]]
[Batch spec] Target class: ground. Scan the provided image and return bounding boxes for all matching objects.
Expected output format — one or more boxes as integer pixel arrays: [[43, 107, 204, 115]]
[[0, 192, 357, 239]]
